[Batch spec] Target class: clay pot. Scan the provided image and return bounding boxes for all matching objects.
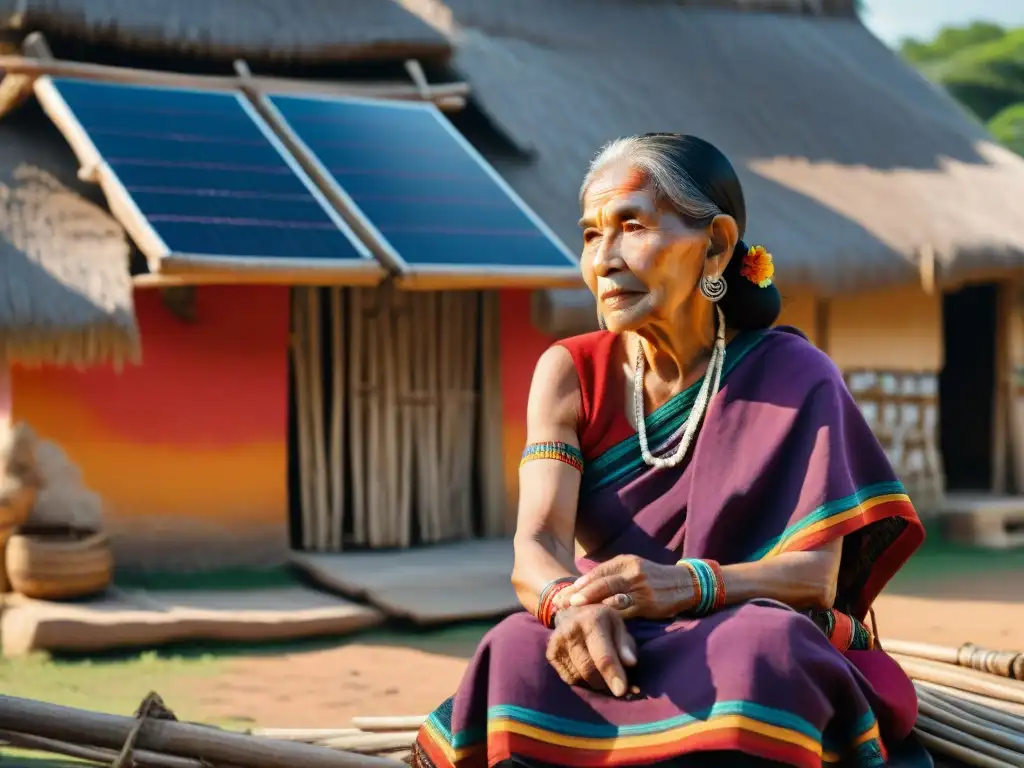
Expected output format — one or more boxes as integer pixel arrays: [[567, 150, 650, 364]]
[[5, 527, 113, 600]]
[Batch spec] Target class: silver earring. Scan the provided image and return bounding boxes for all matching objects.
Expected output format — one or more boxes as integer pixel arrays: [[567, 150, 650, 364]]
[[699, 274, 727, 302]]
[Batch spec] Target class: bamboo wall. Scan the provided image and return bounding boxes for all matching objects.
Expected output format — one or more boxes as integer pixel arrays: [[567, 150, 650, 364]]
[[290, 286, 507, 551]]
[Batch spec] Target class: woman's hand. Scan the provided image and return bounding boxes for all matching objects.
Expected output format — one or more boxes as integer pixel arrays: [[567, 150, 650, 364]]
[[556, 555, 695, 620], [546, 604, 637, 697]]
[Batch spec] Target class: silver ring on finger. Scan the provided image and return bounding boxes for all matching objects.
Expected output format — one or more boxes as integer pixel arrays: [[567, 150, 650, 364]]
[[617, 593, 634, 609]]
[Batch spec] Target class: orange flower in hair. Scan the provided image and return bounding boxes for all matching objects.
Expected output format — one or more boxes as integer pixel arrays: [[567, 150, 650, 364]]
[[741, 245, 774, 288]]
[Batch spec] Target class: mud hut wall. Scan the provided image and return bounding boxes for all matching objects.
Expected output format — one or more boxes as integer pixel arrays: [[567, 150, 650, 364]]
[[10, 285, 292, 572]]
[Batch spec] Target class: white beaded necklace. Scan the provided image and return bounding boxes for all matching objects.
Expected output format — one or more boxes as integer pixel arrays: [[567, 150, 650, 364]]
[[634, 306, 727, 469]]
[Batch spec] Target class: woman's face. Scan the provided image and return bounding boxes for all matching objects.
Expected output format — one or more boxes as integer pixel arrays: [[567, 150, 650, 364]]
[[579, 161, 710, 332]]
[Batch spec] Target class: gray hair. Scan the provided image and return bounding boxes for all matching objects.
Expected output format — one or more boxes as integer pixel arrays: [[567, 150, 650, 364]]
[[579, 136, 722, 223]]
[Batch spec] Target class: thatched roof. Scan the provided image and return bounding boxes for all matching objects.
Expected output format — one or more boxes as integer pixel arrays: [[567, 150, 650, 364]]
[[406, 0, 1024, 299], [0, 0, 451, 65], [0, 96, 139, 367]]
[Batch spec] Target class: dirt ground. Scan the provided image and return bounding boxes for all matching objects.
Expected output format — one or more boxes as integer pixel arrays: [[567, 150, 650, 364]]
[[192, 571, 1024, 729]]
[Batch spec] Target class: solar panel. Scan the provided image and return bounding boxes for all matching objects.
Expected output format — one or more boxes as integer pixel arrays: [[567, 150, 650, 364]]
[[35, 77, 384, 284], [260, 93, 581, 290]]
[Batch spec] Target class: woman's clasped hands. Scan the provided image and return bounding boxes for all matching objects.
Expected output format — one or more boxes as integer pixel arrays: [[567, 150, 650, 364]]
[[557, 554, 697, 619], [544, 555, 697, 698]]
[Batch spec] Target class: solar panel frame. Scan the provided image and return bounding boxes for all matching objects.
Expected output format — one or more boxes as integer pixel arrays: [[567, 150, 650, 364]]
[[33, 76, 387, 286], [256, 91, 583, 291]]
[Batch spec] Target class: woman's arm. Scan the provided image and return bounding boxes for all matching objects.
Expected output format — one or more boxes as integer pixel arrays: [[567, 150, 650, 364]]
[[562, 538, 843, 616], [718, 538, 843, 610], [511, 345, 585, 615]]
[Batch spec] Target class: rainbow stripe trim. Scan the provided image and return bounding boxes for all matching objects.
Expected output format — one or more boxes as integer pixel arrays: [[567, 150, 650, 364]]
[[520, 441, 584, 473], [748, 480, 914, 561], [415, 699, 887, 768]]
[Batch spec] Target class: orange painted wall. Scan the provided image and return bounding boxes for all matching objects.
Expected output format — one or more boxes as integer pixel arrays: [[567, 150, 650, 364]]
[[11, 285, 291, 570], [499, 290, 556, 514]]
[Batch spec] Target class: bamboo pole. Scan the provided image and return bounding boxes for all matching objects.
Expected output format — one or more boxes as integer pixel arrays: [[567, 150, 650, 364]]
[[916, 687, 1024, 736], [349, 290, 367, 546], [917, 682, 1024, 717], [366, 290, 383, 548], [458, 292, 481, 538], [306, 287, 331, 551], [886, 639, 1024, 680], [0, 695, 395, 768], [329, 287, 346, 552], [319, 732, 419, 753], [291, 290, 315, 550], [350, 717, 427, 732], [0, 55, 470, 106], [892, 655, 1024, 705], [395, 295, 415, 549], [914, 729, 1019, 768], [914, 713, 1024, 765], [381, 287, 401, 546], [252, 728, 363, 742], [916, 698, 1024, 752]]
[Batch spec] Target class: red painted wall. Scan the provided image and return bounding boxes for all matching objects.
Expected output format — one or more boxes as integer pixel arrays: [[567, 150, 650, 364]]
[[499, 290, 556, 513], [12, 285, 291, 570]]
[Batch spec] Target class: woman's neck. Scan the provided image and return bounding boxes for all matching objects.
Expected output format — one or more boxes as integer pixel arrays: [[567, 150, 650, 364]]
[[633, 302, 720, 388]]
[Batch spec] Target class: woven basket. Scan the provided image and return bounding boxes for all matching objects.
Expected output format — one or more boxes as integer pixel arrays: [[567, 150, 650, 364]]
[[5, 528, 113, 600]]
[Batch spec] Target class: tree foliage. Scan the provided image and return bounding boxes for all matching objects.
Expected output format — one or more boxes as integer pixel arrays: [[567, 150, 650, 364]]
[[899, 23, 1024, 155]]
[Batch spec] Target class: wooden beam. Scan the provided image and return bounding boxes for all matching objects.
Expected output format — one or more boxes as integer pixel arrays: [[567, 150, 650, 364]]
[[0, 694, 396, 768], [0, 54, 469, 108]]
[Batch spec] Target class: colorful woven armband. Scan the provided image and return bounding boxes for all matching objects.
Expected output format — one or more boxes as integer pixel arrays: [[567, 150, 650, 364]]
[[520, 442, 584, 473], [820, 609, 874, 652], [676, 558, 727, 617]]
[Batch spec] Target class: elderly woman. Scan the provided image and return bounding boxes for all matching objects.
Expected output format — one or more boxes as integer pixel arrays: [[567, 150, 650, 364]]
[[413, 134, 926, 768]]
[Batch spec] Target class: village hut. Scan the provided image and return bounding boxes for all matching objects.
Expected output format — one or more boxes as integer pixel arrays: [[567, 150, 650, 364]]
[[407, 0, 1024, 511], [3, 0, 1024, 572]]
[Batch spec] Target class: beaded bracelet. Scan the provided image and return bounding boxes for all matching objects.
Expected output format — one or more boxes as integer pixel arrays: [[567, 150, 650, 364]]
[[676, 558, 727, 616], [536, 577, 576, 629], [520, 442, 584, 473]]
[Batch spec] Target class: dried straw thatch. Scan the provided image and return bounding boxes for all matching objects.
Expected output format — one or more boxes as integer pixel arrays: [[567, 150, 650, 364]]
[[0, 0, 451, 65], [404, 0, 1024, 300], [0, 97, 139, 367]]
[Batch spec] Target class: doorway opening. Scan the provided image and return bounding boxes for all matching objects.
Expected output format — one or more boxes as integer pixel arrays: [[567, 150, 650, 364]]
[[940, 283, 997, 492]]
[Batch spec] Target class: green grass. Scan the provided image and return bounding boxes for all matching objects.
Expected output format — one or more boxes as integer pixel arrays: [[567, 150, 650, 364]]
[[889, 520, 1024, 588]]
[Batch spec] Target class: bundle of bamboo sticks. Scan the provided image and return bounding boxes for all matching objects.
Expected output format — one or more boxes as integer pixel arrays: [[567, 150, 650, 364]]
[[290, 286, 507, 553], [882, 639, 1024, 767]]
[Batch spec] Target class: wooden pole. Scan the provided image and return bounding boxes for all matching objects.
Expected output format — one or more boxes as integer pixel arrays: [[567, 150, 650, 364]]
[[291, 290, 315, 550], [349, 289, 367, 545], [0, 729, 204, 768], [330, 288, 346, 552], [891, 655, 1024, 705], [0, 55, 469, 107], [0, 695, 396, 768], [306, 287, 331, 551]]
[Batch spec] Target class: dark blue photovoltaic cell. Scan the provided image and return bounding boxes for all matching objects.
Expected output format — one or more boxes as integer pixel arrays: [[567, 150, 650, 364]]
[[266, 94, 577, 271], [49, 78, 367, 263]]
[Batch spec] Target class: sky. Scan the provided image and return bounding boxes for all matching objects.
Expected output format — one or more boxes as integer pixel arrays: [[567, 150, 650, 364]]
[[863, 0, 1024, 46]]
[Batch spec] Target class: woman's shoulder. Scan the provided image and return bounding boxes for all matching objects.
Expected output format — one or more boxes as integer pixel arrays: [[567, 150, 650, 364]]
[[754, 325, 846, 391]]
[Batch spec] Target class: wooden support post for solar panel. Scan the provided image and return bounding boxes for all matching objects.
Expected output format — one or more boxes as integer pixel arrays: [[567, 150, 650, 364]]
[[0, 30, 48, 118], [0, 55, 470, 109]]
